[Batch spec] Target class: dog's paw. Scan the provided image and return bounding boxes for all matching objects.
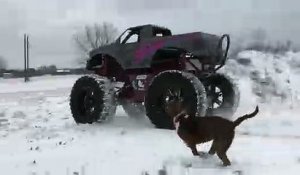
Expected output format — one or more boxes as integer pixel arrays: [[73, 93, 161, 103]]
[[218, 162, 231, 167]]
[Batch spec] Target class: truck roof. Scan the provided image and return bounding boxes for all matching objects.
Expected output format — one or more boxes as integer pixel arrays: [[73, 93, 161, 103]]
[[128, 24, 172, 35]]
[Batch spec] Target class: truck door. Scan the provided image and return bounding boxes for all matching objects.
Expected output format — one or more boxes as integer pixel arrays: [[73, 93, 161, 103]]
[[119, 31, 141, 68]]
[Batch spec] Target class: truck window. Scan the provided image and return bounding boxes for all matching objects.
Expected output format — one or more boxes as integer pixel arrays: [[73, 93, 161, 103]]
[[153, 29, 172, 37], [126, 34, 139, 43], [121, 30, 140, 44], [155, 33, 163, 37]]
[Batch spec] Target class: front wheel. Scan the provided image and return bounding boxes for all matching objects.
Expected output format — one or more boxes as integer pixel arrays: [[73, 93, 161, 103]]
[[69, 74, 116, 124]]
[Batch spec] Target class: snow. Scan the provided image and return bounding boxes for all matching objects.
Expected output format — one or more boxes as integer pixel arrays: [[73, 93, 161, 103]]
[[0, 75, 81, 93], [222, 50, 300, 106], [1, 51, 300, 174]]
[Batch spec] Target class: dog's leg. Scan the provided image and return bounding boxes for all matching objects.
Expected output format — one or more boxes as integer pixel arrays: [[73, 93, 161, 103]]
[[216, 134, 234, 166], [215, 140, 231, 166], [188, 144, 199, 156], [188, 144, 210, 158], [208, 140, 217, 155], [217, 151, 231, 166]]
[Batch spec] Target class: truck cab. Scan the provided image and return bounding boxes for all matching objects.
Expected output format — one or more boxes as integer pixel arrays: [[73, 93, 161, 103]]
[[115, 25, 172, 44]]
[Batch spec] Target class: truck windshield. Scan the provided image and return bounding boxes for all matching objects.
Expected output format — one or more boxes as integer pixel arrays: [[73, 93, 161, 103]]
[[116, 29, 139, 44]]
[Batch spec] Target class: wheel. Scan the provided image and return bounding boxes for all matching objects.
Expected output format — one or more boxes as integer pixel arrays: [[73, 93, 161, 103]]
[[69, 74, 117, 124], [121, 101, 146, 118], [203, 73, 240, 119], [145, 70, 207, 129]]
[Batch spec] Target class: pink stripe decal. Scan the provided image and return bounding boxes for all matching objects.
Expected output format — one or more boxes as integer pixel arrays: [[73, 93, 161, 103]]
[[134, 33, 199, 64]]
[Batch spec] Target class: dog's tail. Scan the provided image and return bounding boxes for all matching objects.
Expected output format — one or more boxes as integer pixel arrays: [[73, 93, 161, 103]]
[[233, 106, 259, 128]]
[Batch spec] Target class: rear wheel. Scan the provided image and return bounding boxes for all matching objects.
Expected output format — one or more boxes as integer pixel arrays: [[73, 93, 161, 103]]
[[203, 73, 240, 119], [69, 74, 116, 124], [145, 70, 207, 129]]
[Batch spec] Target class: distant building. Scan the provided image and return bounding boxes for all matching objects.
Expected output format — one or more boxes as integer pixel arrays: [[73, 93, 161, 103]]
[[3, 73, 13, 79], [55, 69, 71, 75]]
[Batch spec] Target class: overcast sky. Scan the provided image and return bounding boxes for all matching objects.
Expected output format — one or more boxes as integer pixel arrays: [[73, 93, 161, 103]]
[[0, 0, 299, 69]]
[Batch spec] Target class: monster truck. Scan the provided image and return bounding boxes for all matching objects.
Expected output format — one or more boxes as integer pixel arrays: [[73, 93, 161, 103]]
[[69, 24, 240, 129]]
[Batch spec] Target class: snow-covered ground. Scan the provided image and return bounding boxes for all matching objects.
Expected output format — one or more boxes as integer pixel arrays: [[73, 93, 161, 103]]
[[1, 51, 300, 175]]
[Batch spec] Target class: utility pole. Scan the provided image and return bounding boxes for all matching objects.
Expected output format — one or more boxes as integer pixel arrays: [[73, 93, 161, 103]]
[[27, 35, 29, 79], [24, 33, 30, 82], [24, 34, 27, 82]]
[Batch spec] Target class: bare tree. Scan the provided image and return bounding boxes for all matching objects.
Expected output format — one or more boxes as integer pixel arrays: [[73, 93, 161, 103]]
[[0, 56, 7, 70], [73, 22, 119, 65]]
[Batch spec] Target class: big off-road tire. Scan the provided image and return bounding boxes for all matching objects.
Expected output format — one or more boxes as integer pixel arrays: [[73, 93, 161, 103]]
[[202, 73, 240, 119], [145, 70, 207, 129], [69, 74, 117, 124], [121, 101, 146, 118]]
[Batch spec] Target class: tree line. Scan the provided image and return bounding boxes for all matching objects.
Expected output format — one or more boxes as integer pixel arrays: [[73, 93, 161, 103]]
[[0, 21, 119, 73]]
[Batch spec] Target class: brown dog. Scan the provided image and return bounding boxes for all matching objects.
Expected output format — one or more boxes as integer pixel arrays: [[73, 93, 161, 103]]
[[164, 95, 259, 166]]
